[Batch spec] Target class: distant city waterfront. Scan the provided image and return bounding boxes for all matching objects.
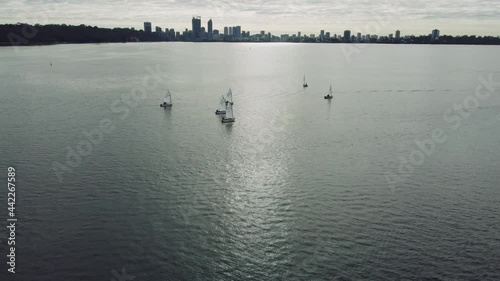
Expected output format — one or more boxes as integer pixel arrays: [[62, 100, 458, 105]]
[[1, 16, 500, 46]]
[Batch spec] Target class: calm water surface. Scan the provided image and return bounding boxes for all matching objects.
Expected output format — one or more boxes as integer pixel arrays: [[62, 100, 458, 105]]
[[0, 43, 500, 280]]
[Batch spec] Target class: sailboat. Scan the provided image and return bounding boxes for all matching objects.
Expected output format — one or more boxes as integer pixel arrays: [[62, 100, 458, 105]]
[[226, 88, 233, 105], [215, 95, 227, 115], [222, 101, 235, 123], [324, 85, 333, 99], [303, 75, 308, 87], [160, 90, 173, 107]]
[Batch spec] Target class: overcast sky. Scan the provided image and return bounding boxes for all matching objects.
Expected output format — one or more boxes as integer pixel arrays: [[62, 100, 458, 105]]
[[1, 0, 499, 36]]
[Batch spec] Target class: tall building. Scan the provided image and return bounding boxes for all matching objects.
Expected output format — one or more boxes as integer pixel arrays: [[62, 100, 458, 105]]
[[343, 30, 351, 42], [208, 19, 213, 34], [234, 26, 241, 38], [192, 16, 201, 39], [224, 26, 228, 35], [144, 22, 152, 33], [155, 26, 162, 33], [320, 30, 325, 41], [431, 29, 440, 41], [357, 32, 361, 42], [395, 30, 401, 40], [229, 26, 233, 36], [298, 31, 301, 39]]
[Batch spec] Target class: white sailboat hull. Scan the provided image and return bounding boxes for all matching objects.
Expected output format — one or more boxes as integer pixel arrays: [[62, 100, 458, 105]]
[[160, 103, 173, 107], [222, 117, 235, 123]]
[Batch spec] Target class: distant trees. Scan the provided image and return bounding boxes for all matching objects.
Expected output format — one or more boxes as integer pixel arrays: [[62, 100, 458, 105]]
[[0, 23, 166, 45], [397, 35, 500, 45]]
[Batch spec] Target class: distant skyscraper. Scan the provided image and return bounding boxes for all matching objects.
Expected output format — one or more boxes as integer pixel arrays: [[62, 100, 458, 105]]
[[224, 26, 228, 35], [155, 26, 162, 33], [192, 16, 201, 39], [357, 32, 361, 42], [395, 30, 401, 40], [208, 19, 213, 34], [234, 26, 241, 38], [260, 30, 265, 36], [144, 22, 152, 33], [343, 30, 351, 42], [298, 31, 301, 38], [320, 30, 325, 41], [325, 32, 330, 39], [229, 26, 233, 36], [431, 29, 440, 41]]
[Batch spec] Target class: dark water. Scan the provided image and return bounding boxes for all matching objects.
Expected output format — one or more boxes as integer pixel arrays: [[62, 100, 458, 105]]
[[1, 43, 500, 280]]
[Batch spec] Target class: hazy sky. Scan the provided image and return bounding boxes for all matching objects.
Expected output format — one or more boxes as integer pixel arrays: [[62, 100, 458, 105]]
[[1, 0, 499, 36]]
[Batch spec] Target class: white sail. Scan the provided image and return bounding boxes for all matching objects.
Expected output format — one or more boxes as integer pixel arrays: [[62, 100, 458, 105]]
[[218, 95, 227, 111], [226, 88, 233, 103], [225, 102, 234, 119], [303, 75, 306, 84], [165, 90, 172, 104], [329, 85, 332, 95]]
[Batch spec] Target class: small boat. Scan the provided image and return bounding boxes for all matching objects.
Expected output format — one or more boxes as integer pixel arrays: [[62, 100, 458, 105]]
[[160, 90, 173, 107], [226, 88, 233, 105], [303, 75, 308, 88], [215, 95, 227, 115], [324, 85, 333, 99], [222, 101, 235, 123]]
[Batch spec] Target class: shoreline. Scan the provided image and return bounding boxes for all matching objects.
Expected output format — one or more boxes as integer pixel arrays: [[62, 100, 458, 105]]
[[1, 41, 500, 48]]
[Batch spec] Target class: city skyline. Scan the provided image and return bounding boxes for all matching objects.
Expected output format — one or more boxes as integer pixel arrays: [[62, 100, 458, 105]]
[[1, 0, 499, 36]]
